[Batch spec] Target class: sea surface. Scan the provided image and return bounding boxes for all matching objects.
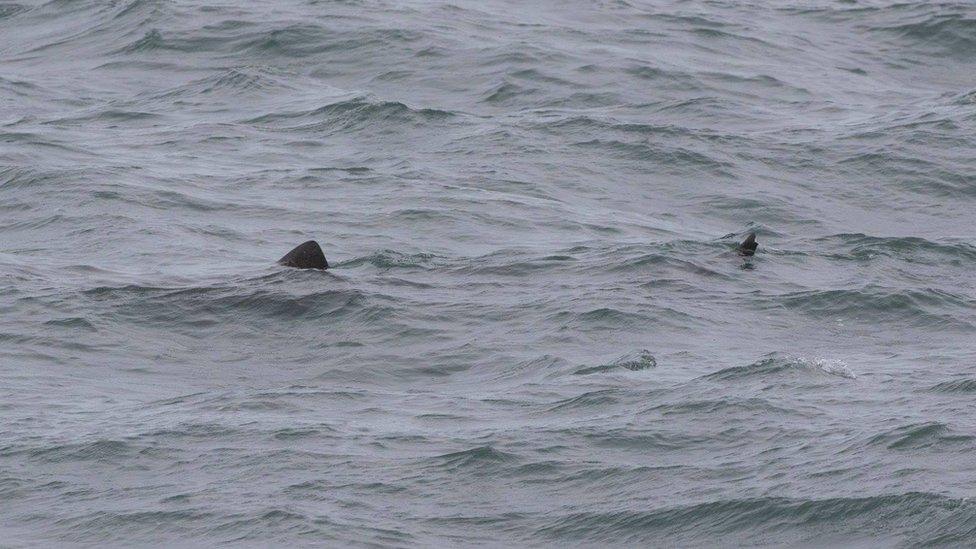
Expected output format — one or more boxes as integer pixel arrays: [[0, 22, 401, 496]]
[[2, 0, 976, 546]]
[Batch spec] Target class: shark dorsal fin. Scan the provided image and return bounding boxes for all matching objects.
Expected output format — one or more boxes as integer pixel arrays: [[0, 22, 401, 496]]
[[278, 240, 329, 269]]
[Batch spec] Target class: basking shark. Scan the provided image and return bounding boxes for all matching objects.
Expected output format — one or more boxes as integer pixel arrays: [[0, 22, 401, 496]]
[[277, 234, 757, 270], [278, 240, 328, 270], [737, 233, 758, 256]]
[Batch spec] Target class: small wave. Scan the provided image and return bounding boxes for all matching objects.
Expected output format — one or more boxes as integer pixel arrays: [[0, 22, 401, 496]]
[[427, 446, 518, 472], [42, 317, 97, 331], [812, 233, 976, 262], [548, 307, 656, 332], [605, 252, 733, 279], [243, 97, 455, 133], [647, 396, 798, 417], [867, 422, 975, 451], [571, 138, 733, 176], [457, 255, 577, 277], [573, 350, 656, 375], [242, 25, 422, 57], [42, 109, 160, 126], [704, 356, 855, 382], [0, 3, 27, 19], [122, 28, 163, 53], [481, 80, 536, 105], [533, 492, 975, 545], [545, 389, 621, 412], [148, 68, 288, 101], [929, 379, 976, 394], [770, 287, 975, 330], [870, 12, 976, 59], [77, 280, 389, 331], [338, 250, 439, 271], [491, 354, 569, 383], [24, 440, 134, 463]]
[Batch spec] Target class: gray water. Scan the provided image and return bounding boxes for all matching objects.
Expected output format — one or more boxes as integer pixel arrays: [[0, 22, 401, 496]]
[[2, 0, 976, 546]]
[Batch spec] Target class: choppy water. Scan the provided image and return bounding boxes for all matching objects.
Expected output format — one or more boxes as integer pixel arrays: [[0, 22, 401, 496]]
[[2, 0, 976, 546]]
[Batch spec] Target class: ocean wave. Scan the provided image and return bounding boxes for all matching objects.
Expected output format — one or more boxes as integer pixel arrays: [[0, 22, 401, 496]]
[[644, 396, 801, 417], [570, 138, 734, 176], [813, 233, 976, 262], [548, 306, 695, 332], [78, 280, 383, 328], [929, 378, 976, 394], [427, 446, 519, 472], [10, 439, 136, 463], [243, 96, 455, 133], [867, 422, 975, 451], [148, 68, 289, 101], [769, 287, 975, 330], [573, 349, 656, 375], [544, 389, 621, 412], [532, 492, 976, 545], [0, 3, 27, 19], [703, 356, 856, 382], [870, 11, 976, 58], [338, 249, 440, 271]]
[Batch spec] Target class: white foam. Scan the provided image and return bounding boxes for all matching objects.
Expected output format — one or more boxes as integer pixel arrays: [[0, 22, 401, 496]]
[[812, 357, 857, 379]]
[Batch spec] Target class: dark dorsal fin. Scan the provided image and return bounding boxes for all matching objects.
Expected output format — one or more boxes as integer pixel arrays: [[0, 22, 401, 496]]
[[737, 233, 758, 256], [278, 240, 328, 269]]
